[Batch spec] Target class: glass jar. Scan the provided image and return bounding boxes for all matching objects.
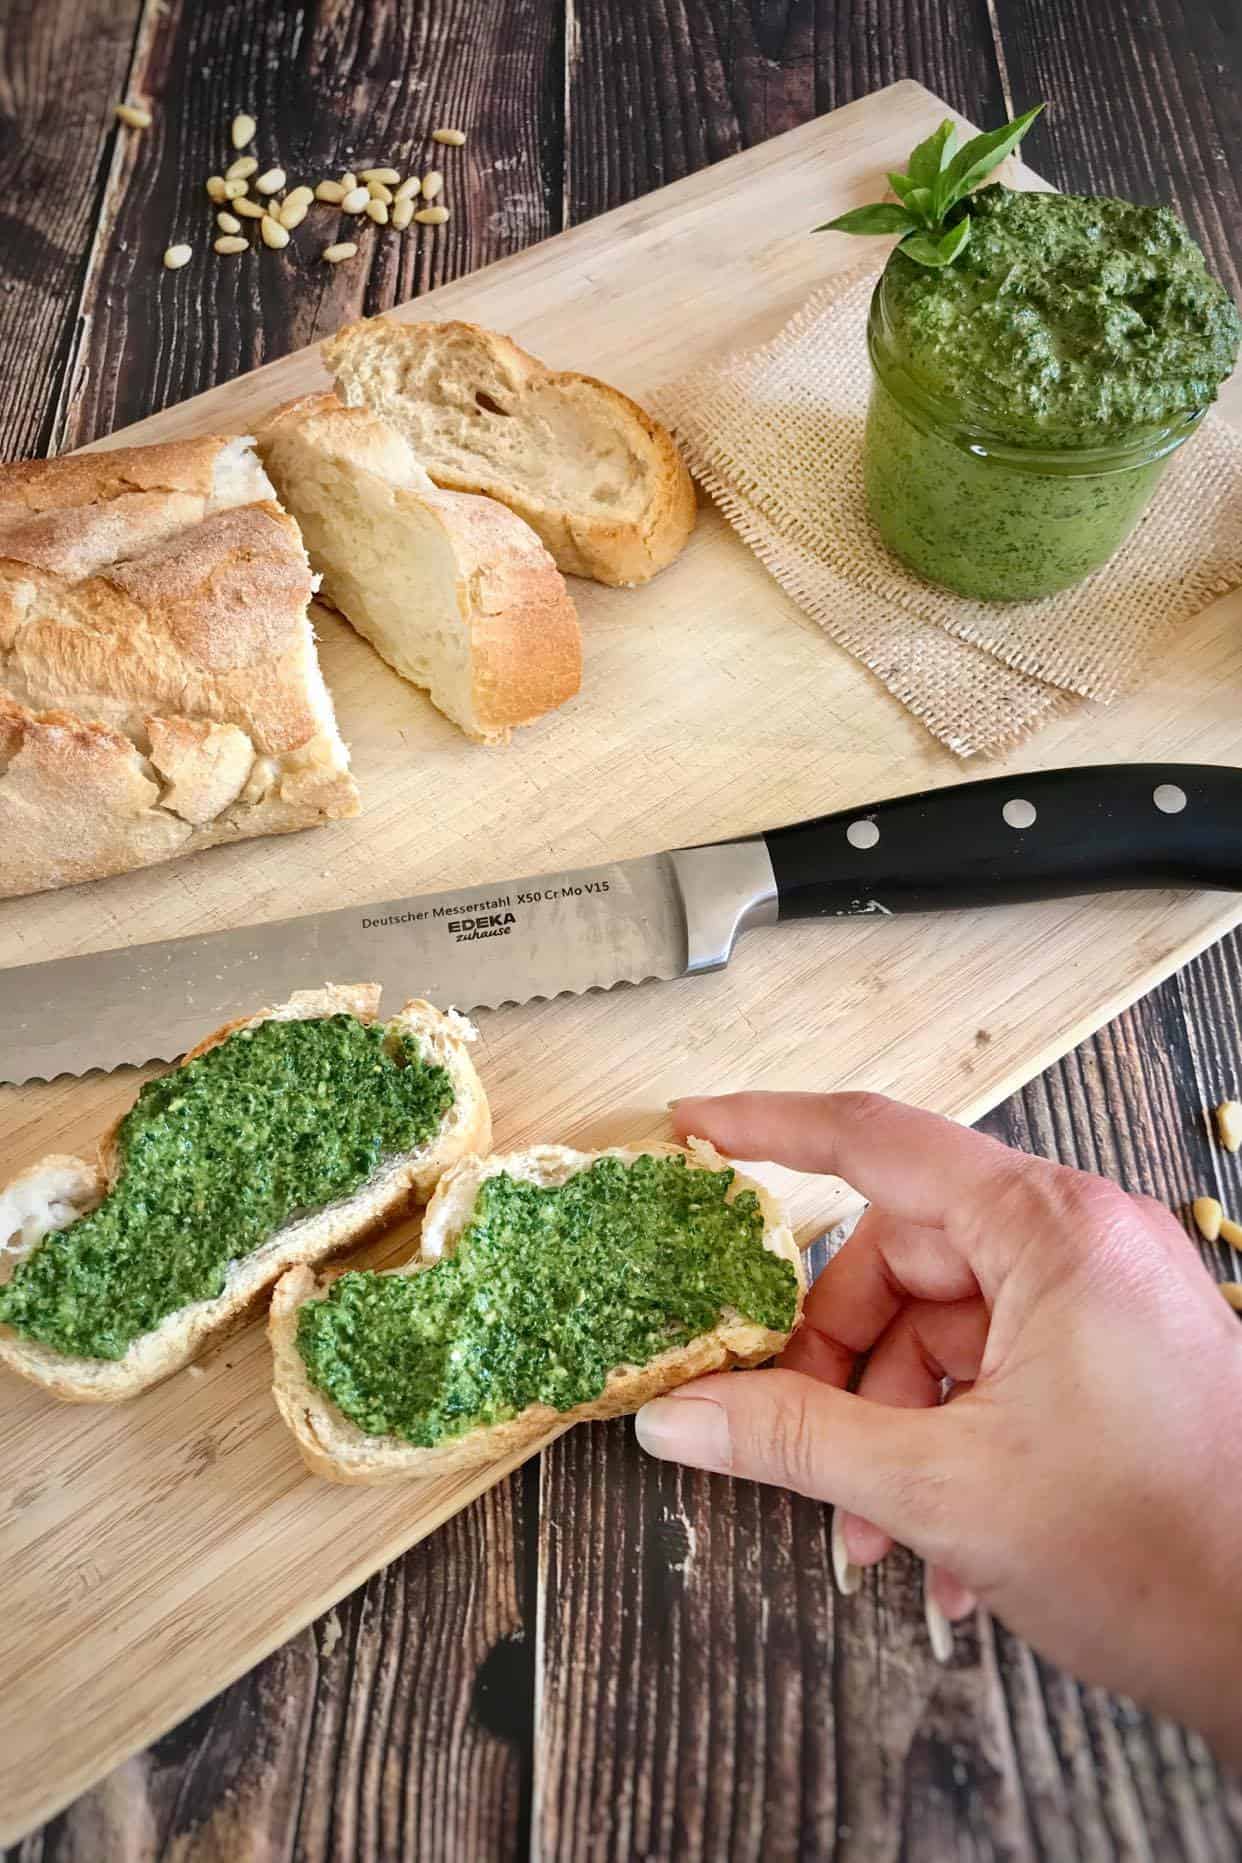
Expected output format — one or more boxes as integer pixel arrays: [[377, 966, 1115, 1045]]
[[863, 268, 1206, 603]]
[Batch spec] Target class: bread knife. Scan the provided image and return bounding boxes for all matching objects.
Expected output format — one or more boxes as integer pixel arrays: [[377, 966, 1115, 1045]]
[[3, 762, 1241, 1084]]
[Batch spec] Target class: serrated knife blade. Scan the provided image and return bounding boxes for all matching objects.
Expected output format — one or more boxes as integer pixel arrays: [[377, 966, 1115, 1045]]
[[0, 839, 777, 1083], [6, 761, 1242, 1085]]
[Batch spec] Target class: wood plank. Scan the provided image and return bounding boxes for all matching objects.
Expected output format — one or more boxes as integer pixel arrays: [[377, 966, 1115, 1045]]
[[56, 0, 564, 449], [4, 80, 1242, 1841], [0, 0, 143, 458]]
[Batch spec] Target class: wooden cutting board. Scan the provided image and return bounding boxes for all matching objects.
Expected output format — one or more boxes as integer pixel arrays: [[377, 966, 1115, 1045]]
[[3, 78, 1241, 1841]]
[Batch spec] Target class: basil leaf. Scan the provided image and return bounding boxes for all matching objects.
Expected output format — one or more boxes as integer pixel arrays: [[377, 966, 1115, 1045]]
[[887, 171, 917, 203], [899, 215, 973, 268], [939, 103, 1045, 210], [906, 119, 958, 190], [816, 202, 917, 235], [903, 185, 937, 228]]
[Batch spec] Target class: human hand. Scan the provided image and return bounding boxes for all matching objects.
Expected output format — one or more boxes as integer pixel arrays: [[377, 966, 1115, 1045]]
[[635, 1092, 1242, 1763]]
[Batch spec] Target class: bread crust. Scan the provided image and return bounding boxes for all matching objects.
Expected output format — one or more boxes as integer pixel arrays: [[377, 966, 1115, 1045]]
[[0, 435, 359, 899], [0, 986, 490, 1402], [269, 1140, 805, 1483], [322, 318, 697, 588], [257, 395, 581, 743]]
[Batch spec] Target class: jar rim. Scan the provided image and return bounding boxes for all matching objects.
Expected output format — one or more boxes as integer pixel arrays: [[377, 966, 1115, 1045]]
[[866, 276, 1208, 471]]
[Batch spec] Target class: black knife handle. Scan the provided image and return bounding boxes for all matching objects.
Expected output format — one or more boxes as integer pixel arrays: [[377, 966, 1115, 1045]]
[[763, 764, 1242, 920]]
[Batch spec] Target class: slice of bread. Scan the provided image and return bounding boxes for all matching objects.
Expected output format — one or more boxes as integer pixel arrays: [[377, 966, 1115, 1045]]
[[322, 318, 697, 588], [257, 396, 582, 745], [0, 984, 490, 1402], [269, 1139, 805, 1484]]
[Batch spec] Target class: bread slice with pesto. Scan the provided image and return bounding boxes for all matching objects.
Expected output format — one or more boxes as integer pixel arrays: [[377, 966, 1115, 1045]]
[[0, 985, 490, 1402], [269, 1139, 805, 1484]]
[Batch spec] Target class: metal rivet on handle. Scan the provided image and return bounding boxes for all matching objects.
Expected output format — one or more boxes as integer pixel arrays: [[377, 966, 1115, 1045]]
[[1002, 798, 1037, 830], [846, 819, 880, 851], [1153, 783, 1188, 815]]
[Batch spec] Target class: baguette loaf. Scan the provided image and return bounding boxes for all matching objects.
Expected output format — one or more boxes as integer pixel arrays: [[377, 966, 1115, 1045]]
[[0, 985, 489, 1401], [0, 435, 359, 898], [257, 396, 582, 743], [322, 318, 697, 587], [270, 1140, 804, 1483]]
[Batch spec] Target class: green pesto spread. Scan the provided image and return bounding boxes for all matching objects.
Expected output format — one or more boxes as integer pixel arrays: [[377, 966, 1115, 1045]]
[[0, 1015, 454, 1361], [296, 1153, 799, 1446], [879, 187, 1241, 445], [865, 188, 1241, 599]]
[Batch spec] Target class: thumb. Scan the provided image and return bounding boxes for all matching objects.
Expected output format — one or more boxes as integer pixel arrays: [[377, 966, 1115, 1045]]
[[635, 1368, 964, 1560]]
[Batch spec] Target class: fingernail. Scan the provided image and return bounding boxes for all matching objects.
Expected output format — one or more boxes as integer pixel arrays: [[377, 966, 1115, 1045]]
[[634, 1396, 731, 1470], [924, 1573, 955, 1664], [665, 1099, 682, 1112], [831, 1508, 862, 1595]]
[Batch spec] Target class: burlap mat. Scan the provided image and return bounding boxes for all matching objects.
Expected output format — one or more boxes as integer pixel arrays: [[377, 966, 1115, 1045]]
[[657, 266, 1242, 757]]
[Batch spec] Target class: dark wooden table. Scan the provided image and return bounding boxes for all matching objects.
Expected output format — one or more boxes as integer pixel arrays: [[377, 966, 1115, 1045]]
[[4, 2, 1242, 1857]]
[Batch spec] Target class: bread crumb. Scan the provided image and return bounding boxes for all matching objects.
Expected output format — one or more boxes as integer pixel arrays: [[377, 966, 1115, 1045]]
[[186, 1363, 206, 1379], [319, 1608, 343, 1656]]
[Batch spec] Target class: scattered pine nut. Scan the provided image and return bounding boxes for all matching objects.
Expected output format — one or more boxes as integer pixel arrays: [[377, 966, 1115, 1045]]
[[225, 155, 258, 181], [283, 185, 314, 212], [216, 211, 242, 234], [233, 196, 266, 219], [315, 180, 346, 202], [391, 197, 415, 230], [260, 215, 290, 249], [340, 185, 369, 214], [339, 171, 358, 192], [431, 127, 466, 146], [279, 199, 309, 230], [394, 175, 421, 201], [368, 180, 393, 204], [414, 205, 449, 225], [365, 199, 389, 225], [1216, 1100, 1242, 1153], [221, 177, 249, 201], [115, 103, 153, 130], [421, 170, 443, 200], [1222, 1282, 1242, 1312], [162, 243, 192, 269], [1219, 1216, 1242, 1248], [254, 167, 286, 195], [1193, 1196, 1223, 1242], [321, 241, 358, 264], [359, 167, 400, 185], [213, 235, 249, 255], [205, 175, 228, 203], [231, 113, 256, 150]]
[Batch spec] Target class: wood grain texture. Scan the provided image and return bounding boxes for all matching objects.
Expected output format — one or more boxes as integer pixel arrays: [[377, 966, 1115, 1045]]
[[4, 0, 1242, 1855]]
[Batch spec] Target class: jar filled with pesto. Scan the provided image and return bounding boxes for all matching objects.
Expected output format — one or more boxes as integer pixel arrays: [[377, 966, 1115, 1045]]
[[861, 187, 1241, 601]]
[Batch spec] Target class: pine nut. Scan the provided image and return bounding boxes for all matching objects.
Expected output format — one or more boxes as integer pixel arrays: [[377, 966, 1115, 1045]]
[[394, 175, 421, 201], [367, 180, 393, 204], [233, 196, 267, 218], [115, 103, 153, 129], [1216, 1101, 1242, 1153], [421, 170, 443, 200], [339, 172, 358, 192], [414, 205, 449, 225], [162, 243, 193, 269], [260, 215, 290, 249], [1220, 1215, 1242, 1248], [391, 197, 415, 230], [214, 235, 249, 255], [315, 180, 346, 202], [340, 186, 369, 214], [1222, 1282, 1242, 1312], [279, 199, 310, 230], [205, 175, 228, 202], [359, 167, 400, 185], [221, 178, 249, 201], [225, 155, 258, 180], [1193, 1196, 1223, 1242], [321, 241, 358, 264], [216, 211, 242, 234], [283, 185, 314, 212], [231, 113, 256, 150], [254, 167, 286, 195], [365, 199, 389, 225], [431, 127, 466, 146]]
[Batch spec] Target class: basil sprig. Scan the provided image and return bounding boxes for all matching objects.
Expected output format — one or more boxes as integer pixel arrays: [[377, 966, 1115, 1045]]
[[817, 104, 1045, 267]]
